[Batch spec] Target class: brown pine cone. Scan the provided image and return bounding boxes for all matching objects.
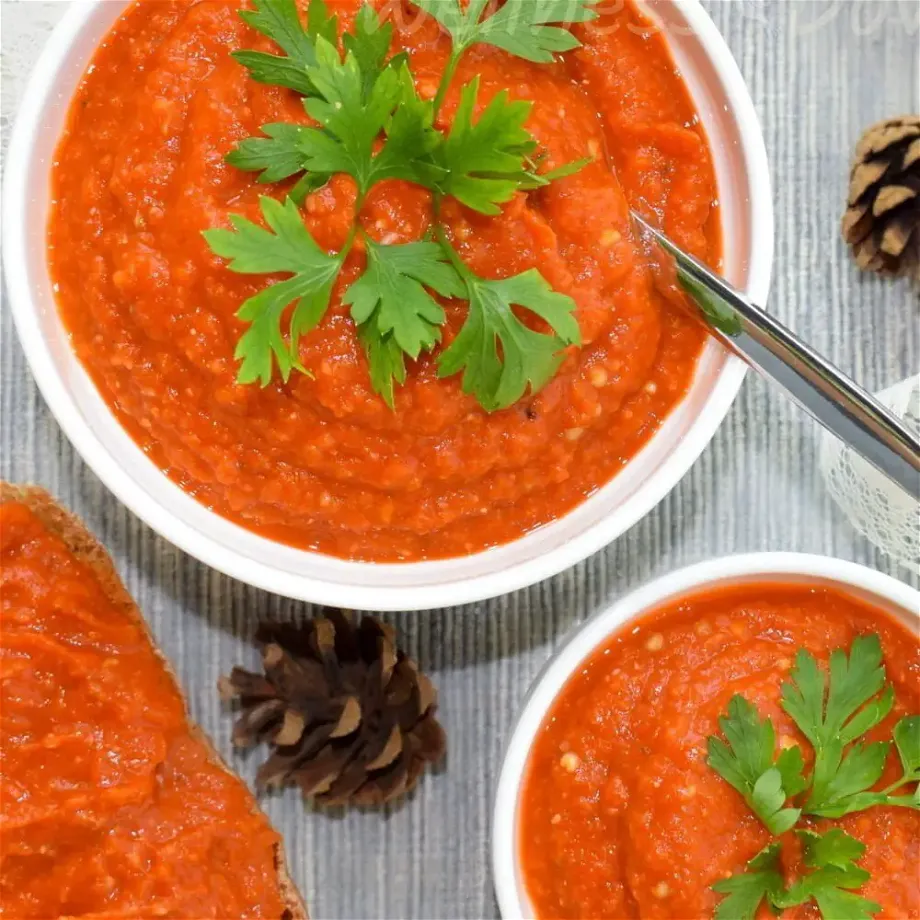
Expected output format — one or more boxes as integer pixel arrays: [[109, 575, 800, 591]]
[[218, 612, 445, 807], [842, 115, 920, 280]]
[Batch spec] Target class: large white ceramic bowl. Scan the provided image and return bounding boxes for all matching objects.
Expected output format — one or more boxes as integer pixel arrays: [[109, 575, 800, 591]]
[[492, 553, 920, 918], [3, 1, 773, 610]]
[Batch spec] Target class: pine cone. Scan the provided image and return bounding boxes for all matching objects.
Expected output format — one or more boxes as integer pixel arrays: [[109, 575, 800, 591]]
[[218, 612, 445, 807], [842, 115, 920, 280]]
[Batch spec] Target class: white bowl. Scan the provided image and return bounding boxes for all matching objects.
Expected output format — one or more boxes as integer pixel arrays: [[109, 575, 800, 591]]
[[492, 552, 920, 918], [3, 0, 773, 610]]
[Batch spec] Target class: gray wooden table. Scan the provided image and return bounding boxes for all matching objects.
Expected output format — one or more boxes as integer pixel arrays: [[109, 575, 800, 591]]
[[2, 2, 918, 918]]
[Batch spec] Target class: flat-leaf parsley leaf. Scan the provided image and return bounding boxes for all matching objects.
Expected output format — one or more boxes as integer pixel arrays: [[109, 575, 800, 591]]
[[707, 694, 806, 834], [343, 239, 464, 407], [226, 122, 318, 185], [774, 830, 881, 920], [437, 232, 581, 410], [434, 77, 540, 215], [202, 196, 344, 386], [889, 715, 920, 804], [411, 0, 599, 65], [234, 0, 337, 95], [780, 635, 901, 817], [712, 842, 785, 920]]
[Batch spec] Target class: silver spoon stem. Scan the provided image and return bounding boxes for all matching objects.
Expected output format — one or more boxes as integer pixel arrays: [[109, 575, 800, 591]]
[[631, 212, 920, 501]]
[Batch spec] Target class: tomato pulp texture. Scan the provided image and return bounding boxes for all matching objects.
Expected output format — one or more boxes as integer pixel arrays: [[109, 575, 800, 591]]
[[0, 500, 288, 918], [519, 584, 920, 920], [50, 0, 717, 561]]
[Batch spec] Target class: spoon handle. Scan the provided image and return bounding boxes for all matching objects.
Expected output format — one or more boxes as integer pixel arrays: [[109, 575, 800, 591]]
[[631, 213, 920, 501]]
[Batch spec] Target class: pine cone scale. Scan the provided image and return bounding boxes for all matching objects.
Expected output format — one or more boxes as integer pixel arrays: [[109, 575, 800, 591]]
[[323, 758, 373, 805], [856, 120, 920, 159], [414, 713, 447, 756], [365, 724, 403, 772], [293, 744, 355, 797], [329, 695, 361, 737], [848, 160, 889, 203], [256, 721, 337, 789], [231, 698, 285, 747], [219, 668, 277, 702], [274, 708, 306, 747], [353, 758, 408, 806], [263, 642, 330, 700], [881, 220, 912, 258], [906, 138, 920, 170], [415, 672, 437, 715], [874, 184, 914, 216]]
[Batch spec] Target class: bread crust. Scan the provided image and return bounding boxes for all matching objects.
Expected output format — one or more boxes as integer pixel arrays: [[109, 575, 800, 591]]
[[0, 483, 308, 920]]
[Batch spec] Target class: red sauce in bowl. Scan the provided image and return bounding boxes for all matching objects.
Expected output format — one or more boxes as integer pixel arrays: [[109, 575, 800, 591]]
[[49, 0, 717, 561], [519, 583, 920, 919]]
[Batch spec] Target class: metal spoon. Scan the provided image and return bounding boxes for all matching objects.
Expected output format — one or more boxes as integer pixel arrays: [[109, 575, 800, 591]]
[[631, 212, 920, 501]]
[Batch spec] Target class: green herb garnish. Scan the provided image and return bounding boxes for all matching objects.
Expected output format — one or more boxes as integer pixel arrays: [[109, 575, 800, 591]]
[[437, 232, 581, 410], [234, 0, 338, 95], [413, 0, 598, 112], [203, 196, 343, 386], [782, 635, 910, 817], [714, 830, 884, 920], [773, 829, 882, 920], [712, 843, 785, 920], [432, 76, 542, 215], [707, 634, 919, 920], [206, 0, 596, 409], [228, 9, 438, 205], [706, 695, 806, 834], [342, 239, 462, 408]]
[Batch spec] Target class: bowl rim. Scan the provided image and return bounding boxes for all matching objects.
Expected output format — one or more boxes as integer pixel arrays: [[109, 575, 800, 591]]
[[491, 552, 920, 919], [3, 0, 773, 610]]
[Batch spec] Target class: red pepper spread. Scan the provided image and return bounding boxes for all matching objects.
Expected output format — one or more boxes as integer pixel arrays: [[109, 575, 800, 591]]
[[49, 0, 717, 560], [520, 583, 920, 919], [0, 499, 290, 918]]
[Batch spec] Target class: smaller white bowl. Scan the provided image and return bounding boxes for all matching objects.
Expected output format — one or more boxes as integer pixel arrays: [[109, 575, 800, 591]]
[[491, 553, 920, 919]]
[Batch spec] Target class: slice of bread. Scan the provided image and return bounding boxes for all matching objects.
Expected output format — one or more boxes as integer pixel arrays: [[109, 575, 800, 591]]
[[0, 483, 308, 920]]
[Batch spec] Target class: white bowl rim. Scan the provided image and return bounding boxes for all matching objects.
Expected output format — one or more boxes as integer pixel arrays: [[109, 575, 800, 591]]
[[3, 0, 773, 611], [491, 552, 920, 920]]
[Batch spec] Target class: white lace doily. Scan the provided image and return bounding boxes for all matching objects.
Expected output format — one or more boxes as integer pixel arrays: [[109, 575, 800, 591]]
[[819, 375, 920, 574]]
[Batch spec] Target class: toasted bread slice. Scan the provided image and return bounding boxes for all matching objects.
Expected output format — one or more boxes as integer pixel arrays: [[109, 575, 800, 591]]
[[0, 483, 307, 920]]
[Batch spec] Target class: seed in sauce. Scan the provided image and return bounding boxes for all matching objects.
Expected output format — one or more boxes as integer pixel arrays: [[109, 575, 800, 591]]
[[645, 632, 664, 651], [560, 752, 581, 773], [589, 367, 609, 387]]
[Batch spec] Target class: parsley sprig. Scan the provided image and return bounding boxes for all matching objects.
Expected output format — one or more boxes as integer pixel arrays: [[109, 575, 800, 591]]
[[714, 830, 882, 920], [342, 239, 462, 407], [202, 196, 343, 385], [707, 634, 919, 920], [229, 7, 440, 206], [781, 635, 915, 817], [207, 0, 596, 410], [437, 229, 581, 410], [775, 830, 881, 920], [234, 0, 338, 94], [413, 0, 599, 112], [711, 842, 784, 920], [706, 696, 806, 834]]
